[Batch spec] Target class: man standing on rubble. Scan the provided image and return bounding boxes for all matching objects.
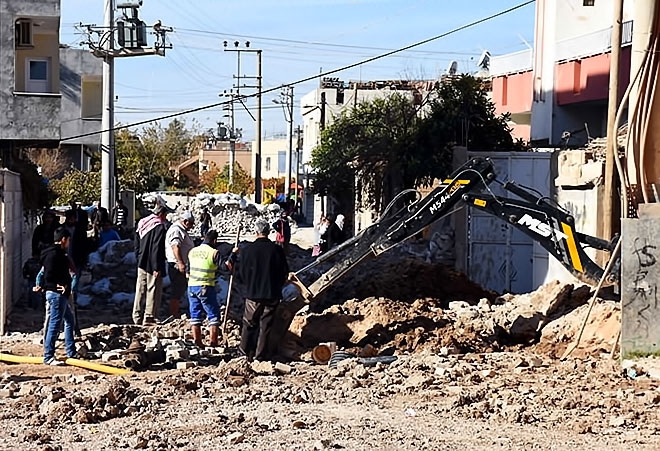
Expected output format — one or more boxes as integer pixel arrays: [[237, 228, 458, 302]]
[[237, 219, 289, 361], [187, 230, 237, 347], [41, 227, 77, 365], [132, 204, 170, 326], [165, 211, 195, 318]]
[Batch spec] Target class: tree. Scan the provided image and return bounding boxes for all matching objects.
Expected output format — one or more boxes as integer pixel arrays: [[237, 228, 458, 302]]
[[25, 147, 71, 179], [311, 75, 525, 213], [311, 93, 427, 214], [50, 169, 101, 205], [420, 74, 524, 153], [114, 119, 201, 195], [198, 162, 254, 195]]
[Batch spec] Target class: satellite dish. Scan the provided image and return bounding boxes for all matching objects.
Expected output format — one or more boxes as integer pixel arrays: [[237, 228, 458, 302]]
[[477, 50, 491, 70], [446, 61, 458, 76]]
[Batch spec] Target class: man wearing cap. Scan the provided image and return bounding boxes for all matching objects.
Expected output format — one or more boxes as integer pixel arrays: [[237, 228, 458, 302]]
[[132, 203, 171, 325], [187, 230, 237, 347], [165, 211, 195, 317], [236, 219, 289, 361]]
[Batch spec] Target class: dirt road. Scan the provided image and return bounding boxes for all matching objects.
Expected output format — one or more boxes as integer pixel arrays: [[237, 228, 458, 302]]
[[1, 226, 658, 450]]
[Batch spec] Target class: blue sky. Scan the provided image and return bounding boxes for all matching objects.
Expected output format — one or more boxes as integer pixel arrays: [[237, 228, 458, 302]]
[[60, 0, 535, 140]]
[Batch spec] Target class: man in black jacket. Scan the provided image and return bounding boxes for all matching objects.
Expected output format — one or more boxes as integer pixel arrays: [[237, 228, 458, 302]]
[[237, 219, 289, 361], [41, 227, 77, 365], [132, 204, 170, 325]]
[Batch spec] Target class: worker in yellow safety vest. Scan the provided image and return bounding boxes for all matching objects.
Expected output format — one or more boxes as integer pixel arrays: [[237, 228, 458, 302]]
[[187, 229, 237, 346]]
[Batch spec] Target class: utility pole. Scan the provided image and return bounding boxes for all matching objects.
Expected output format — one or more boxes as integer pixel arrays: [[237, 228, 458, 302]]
[[224, 41, 263, 203], [295, 125, 302, 196], [81, 0, 172, 210], [274, 86, 294, 198], [101, 0, 114, 212], [295, 124, 303, 215], [220, 90, 238, 187], [603, 0, 623, 240]]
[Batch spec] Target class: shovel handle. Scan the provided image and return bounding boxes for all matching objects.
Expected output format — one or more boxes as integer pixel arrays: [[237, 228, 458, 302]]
[[221, 227, 241, 345]]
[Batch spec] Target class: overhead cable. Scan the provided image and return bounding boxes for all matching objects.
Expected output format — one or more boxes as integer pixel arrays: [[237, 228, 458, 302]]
[[60, 0, 535, 142]]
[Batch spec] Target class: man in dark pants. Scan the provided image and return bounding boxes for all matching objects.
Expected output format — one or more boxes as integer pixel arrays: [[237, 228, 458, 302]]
[[237, 219, 289, 361]]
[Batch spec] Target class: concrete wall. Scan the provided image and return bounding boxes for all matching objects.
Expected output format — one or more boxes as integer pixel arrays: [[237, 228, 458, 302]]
[[60, 47, 102, 146], [0, 0, 61, 142], [544, 149, 605, 285], [553, 0, 634, 43], [0, 169, 30, 335], [621, 217, 660, 356]]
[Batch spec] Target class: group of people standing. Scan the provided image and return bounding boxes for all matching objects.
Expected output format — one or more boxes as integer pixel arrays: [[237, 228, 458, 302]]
[[130, 204, 289, 361], [31, 199, 131, 365], [33, 200, 344, 365]]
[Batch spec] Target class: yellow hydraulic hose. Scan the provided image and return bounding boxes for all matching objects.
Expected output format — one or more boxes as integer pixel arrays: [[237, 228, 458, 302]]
[[0, 353, 43, 364], [0, 353, 130, 375], [64, 358, 131, 375]]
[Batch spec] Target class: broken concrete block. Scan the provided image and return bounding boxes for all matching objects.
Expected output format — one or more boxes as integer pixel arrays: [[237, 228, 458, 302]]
[[0, 389, 15, 398], [274, 362, 292, 375], [176, 361, 197, 370], [166, 349, 190, 361], [226, 432, 244, 444], [101, 351, 123, 362], [251, 360, 275, 375]]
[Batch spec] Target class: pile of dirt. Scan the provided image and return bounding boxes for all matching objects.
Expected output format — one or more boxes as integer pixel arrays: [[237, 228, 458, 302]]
[[291, 296, 501, 355], [290, 280, 620, 360], [318, 253, 497, 307]]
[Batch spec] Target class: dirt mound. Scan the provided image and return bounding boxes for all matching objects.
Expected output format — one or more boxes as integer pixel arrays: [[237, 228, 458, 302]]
[[290, 297, 501, 355], [533, 300, 620, 358], [319, 255, 497, 306], [290, 280, 620, 360]]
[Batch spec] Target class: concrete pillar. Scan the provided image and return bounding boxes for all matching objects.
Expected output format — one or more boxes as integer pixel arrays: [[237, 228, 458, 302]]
[[621, 214, 660, 356]]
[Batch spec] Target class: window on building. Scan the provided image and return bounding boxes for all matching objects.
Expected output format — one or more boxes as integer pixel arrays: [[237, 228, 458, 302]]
[[265, 157, 271, 171], [25, 58, 49, 93], [15, 19, 33, 47], [583, 0, 595, 5], [81, 76, 102, 120], [336, 89, 344, 104], [278, 151, 286, 174]]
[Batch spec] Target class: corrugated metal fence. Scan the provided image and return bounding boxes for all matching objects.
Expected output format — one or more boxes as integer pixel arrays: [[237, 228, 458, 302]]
[[0, 169, 29, 335]]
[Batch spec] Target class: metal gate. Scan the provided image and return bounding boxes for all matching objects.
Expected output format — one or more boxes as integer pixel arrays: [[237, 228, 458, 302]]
[[463, 152, 552, 294]]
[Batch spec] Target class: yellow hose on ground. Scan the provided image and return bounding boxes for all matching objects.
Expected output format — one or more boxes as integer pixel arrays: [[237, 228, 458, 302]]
[[64, 358, 131, 375], [0, 353, 130, 375], [0, 353, 43, 364]]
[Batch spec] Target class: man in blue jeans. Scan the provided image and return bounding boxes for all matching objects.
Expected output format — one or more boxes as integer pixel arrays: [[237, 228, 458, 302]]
[[187, 230, 238, 347], [40, 227, 77, 365]]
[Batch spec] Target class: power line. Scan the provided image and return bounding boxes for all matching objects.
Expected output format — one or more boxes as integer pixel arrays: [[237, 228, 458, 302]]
[[175, 28, 482, 57], [60, 0, 535, 142]]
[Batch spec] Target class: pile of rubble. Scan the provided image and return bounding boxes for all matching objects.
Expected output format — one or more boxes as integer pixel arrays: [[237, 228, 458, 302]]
[[143, 192, 289, 238], [78, 240, 137, 308], [290, 280, 620, 360]]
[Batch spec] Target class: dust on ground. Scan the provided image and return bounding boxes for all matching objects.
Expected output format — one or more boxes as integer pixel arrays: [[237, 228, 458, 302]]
[[0, 226, 654, 450]]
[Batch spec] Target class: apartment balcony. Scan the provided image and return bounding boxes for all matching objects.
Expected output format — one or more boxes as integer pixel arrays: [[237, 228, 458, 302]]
[[555, 20, 633, 63], [490, 49, 533, 77], [4, 92, 61, 141]]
